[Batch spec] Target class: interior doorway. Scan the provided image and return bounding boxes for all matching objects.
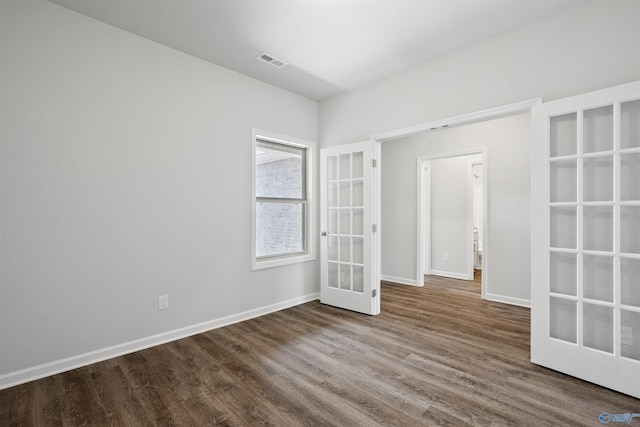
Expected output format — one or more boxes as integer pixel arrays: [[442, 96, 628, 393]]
[[418, 150, 486, 296], [372, 98, 540, 306]]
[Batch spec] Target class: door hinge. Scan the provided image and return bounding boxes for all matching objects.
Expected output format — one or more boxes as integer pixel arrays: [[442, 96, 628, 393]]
[[372, 158, 377, 168], [372, 224, 377, 233], [372, 289, 377, 298]]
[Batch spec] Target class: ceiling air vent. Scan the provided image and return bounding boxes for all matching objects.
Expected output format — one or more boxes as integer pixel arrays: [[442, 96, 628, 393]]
[[257, 52, 287, 69]]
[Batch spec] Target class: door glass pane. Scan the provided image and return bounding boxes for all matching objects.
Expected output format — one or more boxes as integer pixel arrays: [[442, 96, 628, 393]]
[[352, 152, 364, 178], [583, 255, 613, 302], [550, 160, 577, 202], [621, 257, 640, 308], [327, 209, 338, 234], [621, 99, 640, 149], [550, 207, 577, 249], [328, 183, 338, 207], [621, 152, 640, 201], [340, 264, 351, 290], [340, 182, 350, 207], [353, 237, 363, 264], [583, 105, 613, 153], [328, 262, 339, 288], [550, 297, 577, 343], [353, 209, 363, 236], [583, 156, 613, 202], [621, 206, 640, 254], [327, 155, 338, 181], [621, 310, 640, 361], [550, 252, 576, 296], [550, 113, 577, 157], [339, 209, 350, 235], [340, 237, 350, 262], [583, 206, 613, 252], [353, 180, 364, 207], [327, 236, 338, 261], [339, 154, 350, 180], [353, 265, 364, 293], [583, 303, 613, 353]]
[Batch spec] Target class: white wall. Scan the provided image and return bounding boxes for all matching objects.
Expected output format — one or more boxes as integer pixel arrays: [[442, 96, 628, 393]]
[[319, 0, 640, 147], [0, 0, 318, 383], [381, 114, 531, 304], [429, 155, 477, 278]]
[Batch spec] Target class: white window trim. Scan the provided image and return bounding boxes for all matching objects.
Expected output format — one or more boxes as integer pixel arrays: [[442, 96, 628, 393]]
[[251, 129, 316, 270]]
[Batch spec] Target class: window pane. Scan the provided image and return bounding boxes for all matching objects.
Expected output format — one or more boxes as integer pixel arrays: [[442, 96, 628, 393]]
[[583, 255, 613, 302], [621, 310, 640, 361], [583, 105, 613, 153], [550, 160, 576, 202], [621, 206, 640, 254], [256, 140, 305, 199], [550, 297, 576, 343], [583, 303, 613, 353], [583, 156, 613, 202], [621, 99, 640, 149], [256, 202, 304, 257], [550, 207, 576, 249], [550, 113, 577, 157], [621, 257, 640, 308], [583, 206, 613, 252], [550, 252, 576, 296], [621, 152, 640, 201]]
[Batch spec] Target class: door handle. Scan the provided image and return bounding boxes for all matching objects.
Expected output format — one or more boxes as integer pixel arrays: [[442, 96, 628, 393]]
[[321, 231, 327, 237]]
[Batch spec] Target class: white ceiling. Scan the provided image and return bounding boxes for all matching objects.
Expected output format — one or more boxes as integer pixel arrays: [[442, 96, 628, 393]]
[[48, 0, 597, 101]]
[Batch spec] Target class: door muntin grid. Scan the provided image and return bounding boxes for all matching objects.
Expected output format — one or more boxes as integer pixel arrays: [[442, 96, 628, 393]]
[[326, 152, 365, 293], [548, 100, 640, 360]]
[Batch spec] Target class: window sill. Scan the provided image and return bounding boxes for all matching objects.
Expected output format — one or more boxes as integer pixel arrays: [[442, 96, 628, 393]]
[[252, 252, 316, 271]]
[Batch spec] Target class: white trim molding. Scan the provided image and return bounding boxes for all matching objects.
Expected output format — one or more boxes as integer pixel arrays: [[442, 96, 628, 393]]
[[372, 98, 542, 143], [0, 292, 320, 391], [380, 275, 420, 286], [251, 128, 317, 271], [429, 269, 470, 281], [486, 293, 531, 308]]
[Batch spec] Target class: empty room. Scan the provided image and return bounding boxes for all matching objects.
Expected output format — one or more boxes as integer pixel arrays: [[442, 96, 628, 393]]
[[2, 0, 640, 425]]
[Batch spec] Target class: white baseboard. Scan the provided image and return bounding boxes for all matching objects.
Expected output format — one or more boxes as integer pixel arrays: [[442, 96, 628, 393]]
[[380, 274, 420, 286], [0, 292, 320, 391], [486, 293, 531, 308], [429, 269, 471, 281]]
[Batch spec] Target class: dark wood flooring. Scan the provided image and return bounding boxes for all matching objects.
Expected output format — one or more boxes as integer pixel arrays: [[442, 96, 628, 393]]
[[2, 275, 638, 426]]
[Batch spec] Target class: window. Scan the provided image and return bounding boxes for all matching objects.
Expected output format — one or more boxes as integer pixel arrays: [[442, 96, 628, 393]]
[[252, 130, 315, 270]]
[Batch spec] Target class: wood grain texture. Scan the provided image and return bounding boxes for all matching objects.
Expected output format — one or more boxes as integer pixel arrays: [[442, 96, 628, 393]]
[[2, 274, 638, 426]]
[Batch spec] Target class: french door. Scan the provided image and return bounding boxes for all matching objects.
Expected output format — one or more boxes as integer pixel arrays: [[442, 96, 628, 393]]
[[320, 141, 379, 315], [531, 80, 640, 398]]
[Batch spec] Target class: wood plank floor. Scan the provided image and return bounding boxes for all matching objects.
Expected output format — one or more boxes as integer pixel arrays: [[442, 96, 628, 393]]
[[2, 274, 639, 426]]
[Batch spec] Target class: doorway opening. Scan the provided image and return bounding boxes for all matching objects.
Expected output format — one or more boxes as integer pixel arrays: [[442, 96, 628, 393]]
[[372, 98, 540, 307], [418, 149, 486, 297]]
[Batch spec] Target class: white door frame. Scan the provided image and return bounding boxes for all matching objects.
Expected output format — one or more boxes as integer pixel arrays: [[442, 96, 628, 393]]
[[371, 98, 541, 297], [469, 159, 484, 274], [419, 161, 432, 278], [417, 150, 485, 287]]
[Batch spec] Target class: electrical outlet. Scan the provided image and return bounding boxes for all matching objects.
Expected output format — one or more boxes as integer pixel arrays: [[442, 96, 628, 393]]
[[621, 325, 633, 346], [443, 253, 449, 261], [158, 295, 169, 311]]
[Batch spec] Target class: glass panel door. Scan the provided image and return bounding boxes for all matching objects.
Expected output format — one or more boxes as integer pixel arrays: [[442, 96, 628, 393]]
[[532, 79, 640, 399], [320, 141, 378, 315]]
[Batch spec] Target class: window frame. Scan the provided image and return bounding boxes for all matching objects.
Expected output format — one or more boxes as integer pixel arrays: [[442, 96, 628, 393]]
[[251, 129, 316, 270]]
